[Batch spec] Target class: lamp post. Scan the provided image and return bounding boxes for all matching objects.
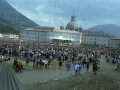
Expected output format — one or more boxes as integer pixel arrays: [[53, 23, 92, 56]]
[[108, 38, 110, 47], [19, 26, 23, 50]]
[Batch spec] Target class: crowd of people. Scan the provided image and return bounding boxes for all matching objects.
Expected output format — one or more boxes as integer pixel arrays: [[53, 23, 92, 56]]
[[0, 38, 119, 75]]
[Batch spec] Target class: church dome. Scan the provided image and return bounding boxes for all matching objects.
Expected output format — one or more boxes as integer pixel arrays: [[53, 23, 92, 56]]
[[66, 14, 79, 31], [66, 21, 79, 30]]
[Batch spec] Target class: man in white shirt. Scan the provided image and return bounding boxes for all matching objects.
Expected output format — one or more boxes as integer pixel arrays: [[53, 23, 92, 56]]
[[75, 64, 79, 75]]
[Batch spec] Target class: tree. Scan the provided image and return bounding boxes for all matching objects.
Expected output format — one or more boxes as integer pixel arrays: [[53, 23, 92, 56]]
[[0, 23, 20, 34]]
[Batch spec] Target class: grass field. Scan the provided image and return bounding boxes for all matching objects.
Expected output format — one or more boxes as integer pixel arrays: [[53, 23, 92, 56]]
[[23, 69, 120, 90], [23, 55, 120, 90]]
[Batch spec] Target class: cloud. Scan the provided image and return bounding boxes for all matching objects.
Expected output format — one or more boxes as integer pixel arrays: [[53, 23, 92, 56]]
[[6, 0, 120, 29]]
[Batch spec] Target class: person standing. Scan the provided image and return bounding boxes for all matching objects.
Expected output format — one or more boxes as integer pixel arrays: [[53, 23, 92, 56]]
[[13, 58, 18, 71], [66, 62, 69, 70], [59, 61, 62, 69], [66, 62, 71, 71], [93, 61, 97, 75], [78, 62, 82, 74], [74, 64, 79, 75], [25, 51, 30, 65], [86, 62, 89, 72], [18, 62, 22, 73]]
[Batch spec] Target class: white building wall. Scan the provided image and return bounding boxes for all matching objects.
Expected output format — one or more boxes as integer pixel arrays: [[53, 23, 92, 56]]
[[82, 30, 114, 47], [22, 28, 113, 47], [84, 35, 110, 46], [110, 39, 120, 48], [37, 32, 48, 43], [85, 36, 96, 45], [22, 30, 81, 46], [2, 34, 19, 39]]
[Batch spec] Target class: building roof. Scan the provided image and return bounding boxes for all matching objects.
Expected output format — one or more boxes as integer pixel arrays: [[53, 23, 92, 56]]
[[24, 28, 80, 34], [34, 26, 55, 30], [111, 37, 120, 40], [25, 26, 55, 31], [53, 29, 80, 33], [24, 28, 34, 30], [35, 26, 55, 28], [82, 30, 115, 37]]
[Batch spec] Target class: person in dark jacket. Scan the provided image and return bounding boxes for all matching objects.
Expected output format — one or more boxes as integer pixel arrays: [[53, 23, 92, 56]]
[[93, 62, 97, 75], [59, 61, 62, 69], [86, 62, 89, 72]]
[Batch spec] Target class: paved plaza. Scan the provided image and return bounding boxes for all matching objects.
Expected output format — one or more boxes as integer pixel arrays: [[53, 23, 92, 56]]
[[15, 60, 93, 84], [1, 55, 112, 85]]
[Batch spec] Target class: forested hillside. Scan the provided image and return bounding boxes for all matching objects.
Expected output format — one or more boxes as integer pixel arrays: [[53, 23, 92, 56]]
[[0, 23, 20, 34], [0, 0, 38, 29]]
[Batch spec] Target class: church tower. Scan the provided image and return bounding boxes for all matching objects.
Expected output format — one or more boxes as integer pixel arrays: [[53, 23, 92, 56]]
[[66, 11, 79, 31]]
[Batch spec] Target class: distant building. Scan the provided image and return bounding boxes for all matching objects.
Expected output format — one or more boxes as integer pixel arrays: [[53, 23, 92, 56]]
[[2, 34, 19, 39], [22, 13, 115, 47], [22, 14, 83, 46], [110, 37, 120, 48], [22, 26, 82, 46], [82, 30, 115, 46]]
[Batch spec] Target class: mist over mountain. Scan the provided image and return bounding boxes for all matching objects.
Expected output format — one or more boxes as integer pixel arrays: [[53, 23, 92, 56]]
[[0, 0, 38, 29], [5, 0, 120, 30], [87, 24, 120, 36]]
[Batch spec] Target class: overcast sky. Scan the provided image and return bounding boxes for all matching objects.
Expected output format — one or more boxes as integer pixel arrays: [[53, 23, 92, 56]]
[[6, 0, 120, 29]]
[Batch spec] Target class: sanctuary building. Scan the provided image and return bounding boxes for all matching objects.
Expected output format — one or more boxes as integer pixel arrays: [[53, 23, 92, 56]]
[[22, 14, 115, 47]]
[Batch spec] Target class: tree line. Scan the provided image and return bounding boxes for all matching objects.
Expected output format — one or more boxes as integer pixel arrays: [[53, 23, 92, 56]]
[[0, 23, 20, 34]]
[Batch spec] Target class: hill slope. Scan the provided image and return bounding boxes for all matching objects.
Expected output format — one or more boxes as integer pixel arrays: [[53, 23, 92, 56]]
[[88, 24, 120, 36], [0, 0, 38, 29], [0, 23, 20, 34]]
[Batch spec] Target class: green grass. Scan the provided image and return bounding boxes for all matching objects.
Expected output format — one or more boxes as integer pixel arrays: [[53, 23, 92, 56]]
[[23, 69, 120, 90]]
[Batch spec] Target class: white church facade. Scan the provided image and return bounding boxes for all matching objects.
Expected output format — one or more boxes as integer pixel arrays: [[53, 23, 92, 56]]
[[22, 27, 82, 46], [22, 14, 115, 47]]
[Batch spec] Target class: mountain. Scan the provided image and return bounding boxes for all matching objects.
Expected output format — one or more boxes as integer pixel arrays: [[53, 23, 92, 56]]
[[0, 23, 20, 34], [0, 0, 38, 29], [87, 24, 120, 36]]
